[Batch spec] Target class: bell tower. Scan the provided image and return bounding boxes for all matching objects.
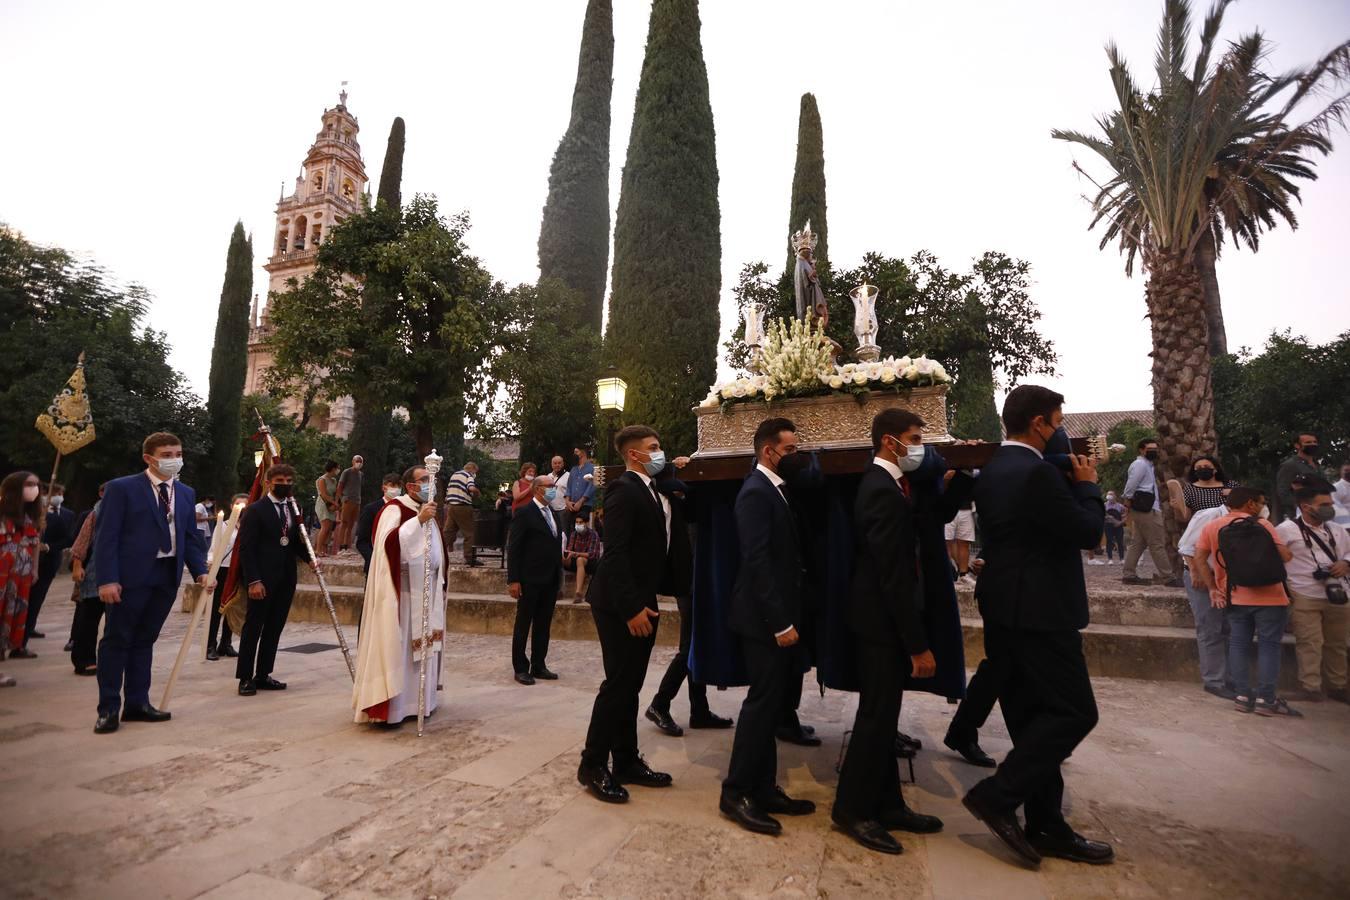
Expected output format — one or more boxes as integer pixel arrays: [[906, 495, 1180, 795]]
[[245, 88, 369, 437]]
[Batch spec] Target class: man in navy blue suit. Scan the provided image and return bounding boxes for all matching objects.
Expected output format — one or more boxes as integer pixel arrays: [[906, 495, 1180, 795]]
[[93, 432, 211, 734], [720, 417, 817, 837], [961, 386, 1113, 868]]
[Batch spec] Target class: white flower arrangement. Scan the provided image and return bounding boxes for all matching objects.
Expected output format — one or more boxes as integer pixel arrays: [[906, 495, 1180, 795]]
[[703, 320, 952, 409]]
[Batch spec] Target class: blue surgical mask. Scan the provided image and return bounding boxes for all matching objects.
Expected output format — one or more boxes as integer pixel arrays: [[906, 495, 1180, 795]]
[[415, 482, 432, 504], [642, 450, 667, 477], [544, 487, 558, 503], [898, 442, 926, 473]]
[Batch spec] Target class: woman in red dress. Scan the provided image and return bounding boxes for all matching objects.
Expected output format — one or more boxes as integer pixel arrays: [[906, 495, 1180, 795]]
[[0, 471, 43, 686]]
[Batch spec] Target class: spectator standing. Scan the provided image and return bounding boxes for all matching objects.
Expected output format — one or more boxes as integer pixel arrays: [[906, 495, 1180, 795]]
[[314, 460, 340, 556], [1177, 493, 1233, 699], [548, 455, 570, 536], [443, 462, 482, 568], [494, 489, 512, 549], [14, 481, 76, 653], [1274, 432, 1323, 522], [564, 446, 596, 533], [1103, 492, 1126, 563], [0, 471, 42, 685], [69, 483, 110, 674], [357, 474, 403, 574], [1122, 438, 1180, 587], [564, 512, 601, 601], [194, 496, 214, 542], [335, 455, 365, 552], [1275, 476, 1349, 704], [1332, 462, 1350, 525], [945, 500, 977, 586], [1193, 487, 1298, 717], [511, 463, 537, 513], [1166, 456, 1234, 525]]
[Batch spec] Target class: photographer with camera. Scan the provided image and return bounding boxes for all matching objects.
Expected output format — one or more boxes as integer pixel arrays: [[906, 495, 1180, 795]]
[[1276, 476, 1350, 704]]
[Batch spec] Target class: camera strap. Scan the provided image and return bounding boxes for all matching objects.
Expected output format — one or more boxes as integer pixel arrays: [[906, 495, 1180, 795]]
[[1296, 517, 1339, 567]]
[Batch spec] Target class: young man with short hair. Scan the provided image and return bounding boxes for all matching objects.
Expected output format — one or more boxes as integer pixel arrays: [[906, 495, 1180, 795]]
[[1274, 432, 1323, 522], [1193, 487, 1298, 716], [1122, 437, 1179, 587], [1276, 476, 1350, 703]]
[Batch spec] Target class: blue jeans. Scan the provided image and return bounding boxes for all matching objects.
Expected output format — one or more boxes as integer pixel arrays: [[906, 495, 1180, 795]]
[[1226, 604, 1288, 702], [1184, 569, 1229, 691], [1104, 525, 1126, 560]]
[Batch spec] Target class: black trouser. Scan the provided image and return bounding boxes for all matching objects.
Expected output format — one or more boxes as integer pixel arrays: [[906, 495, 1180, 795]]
[[235, 582, 295, 681], [723, 637, 792, 800], [512, 579, 559, 674], [70, 595, 105, 670], [581, 607, 658, 771], [967, 625, 1098, 836], [206, 565, 234, 651], [835, 640, 908, 820], [22, 564, 58, 645], [947, 655, 1007, 742], [780, 669, 806, 729], [652, 595, 709, 716]]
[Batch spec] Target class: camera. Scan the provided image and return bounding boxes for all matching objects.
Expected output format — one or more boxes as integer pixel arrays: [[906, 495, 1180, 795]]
[[1327, 580, 1348, 606]]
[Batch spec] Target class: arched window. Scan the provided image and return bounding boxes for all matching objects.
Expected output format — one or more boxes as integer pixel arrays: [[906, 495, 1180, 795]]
[[341, 179, 355, 200], [276, 228, 289, 253], [311, 222, 322, 246], [293, 215, 308, 251]]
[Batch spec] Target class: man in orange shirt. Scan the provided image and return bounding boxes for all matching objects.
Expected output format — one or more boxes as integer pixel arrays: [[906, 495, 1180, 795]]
[[1193, 487, 1298, 717]]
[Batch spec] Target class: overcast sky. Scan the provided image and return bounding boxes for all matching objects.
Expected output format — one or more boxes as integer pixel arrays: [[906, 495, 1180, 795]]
[[3, 0, 1348, 417]]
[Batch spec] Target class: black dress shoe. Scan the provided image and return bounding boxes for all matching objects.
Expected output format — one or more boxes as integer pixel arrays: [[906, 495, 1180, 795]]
[[577, 764, 629, 804], [613, 757, 672, 788], [944, 731, 997, 768], [894, 735, 917, 759], [1029, 829, 1115, 865], [219, 643, 238, 658], [800, 723, 816, 736], [646, 705, 684, 737], [758, 785, 815, 816], [897, 730, 922, 750], [28, 630, 45, 639], [962, 789, 1041, 867], [7, 647, 36, 659], [63, 639, 75, 652], [531, 667, 559, 680], [879, 805, 943, 834], [120, 704, 171, 723], [688, 711, 733, 729], [514, 671, 535, 686], [73, 665, 97, 676], [206, 645, 220, 661], [776, 725, 822, 747], [831, 812, 903, 854], [238, 679, 257, 696], [256, 676, 287, 691], [720, 794, 782, 835], [94, 713, 119, 734]]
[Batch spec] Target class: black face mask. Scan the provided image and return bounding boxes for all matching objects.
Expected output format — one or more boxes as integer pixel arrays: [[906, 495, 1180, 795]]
[[1193, 467, 1215, 481], [1303, 444, 1320, 459], [776, 450, 819, 488], [1145, 449, 1159, 461], [1045, 425, 1072, 458], [272, 483, 294, 499]]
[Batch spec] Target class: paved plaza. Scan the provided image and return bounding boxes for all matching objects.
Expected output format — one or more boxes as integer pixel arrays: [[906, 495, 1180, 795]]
[[2, 577, 1349, 899]]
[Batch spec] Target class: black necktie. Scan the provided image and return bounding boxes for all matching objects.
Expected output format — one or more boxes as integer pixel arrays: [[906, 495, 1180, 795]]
[[157, 482, 172, 551]]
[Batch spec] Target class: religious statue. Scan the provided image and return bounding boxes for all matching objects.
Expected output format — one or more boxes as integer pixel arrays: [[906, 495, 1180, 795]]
[[849, 280, 880, 362], [791, 220, 829, 328], [743, 304, 765, 373]]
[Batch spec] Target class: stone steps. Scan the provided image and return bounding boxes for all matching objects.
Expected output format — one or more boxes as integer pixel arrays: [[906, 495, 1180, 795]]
[[956, 587, 1195, 629]]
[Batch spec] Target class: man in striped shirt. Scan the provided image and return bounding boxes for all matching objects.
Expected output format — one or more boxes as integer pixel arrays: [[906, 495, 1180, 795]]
[[443, 462, 481, 568]]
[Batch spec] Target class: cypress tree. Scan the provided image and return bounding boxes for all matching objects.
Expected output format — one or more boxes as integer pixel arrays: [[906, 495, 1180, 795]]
[[204, 221, 253, 500], [605, 0, 721, 453], [949, 294, 1003, 442], [346, 116, 405, 499], [537, 0, 613, 325], [786, 93, 828, 274]]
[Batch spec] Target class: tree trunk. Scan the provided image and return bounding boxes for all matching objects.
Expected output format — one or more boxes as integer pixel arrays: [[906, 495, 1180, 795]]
[[1145, 250, 1218, 576], [1195, 230, 1227, 358]]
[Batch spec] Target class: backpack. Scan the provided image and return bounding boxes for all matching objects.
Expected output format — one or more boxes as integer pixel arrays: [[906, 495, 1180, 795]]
[[1216, 516, 1286, 599]]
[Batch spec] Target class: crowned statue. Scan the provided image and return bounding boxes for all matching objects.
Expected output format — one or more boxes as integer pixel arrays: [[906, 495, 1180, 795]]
[[791, 220, 829, 328]]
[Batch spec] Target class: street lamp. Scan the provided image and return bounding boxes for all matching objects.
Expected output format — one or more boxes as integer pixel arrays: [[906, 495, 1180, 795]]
[[596, 368, 627, 467]]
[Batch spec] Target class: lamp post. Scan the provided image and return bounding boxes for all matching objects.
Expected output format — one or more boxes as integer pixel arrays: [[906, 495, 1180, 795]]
[[595, 367, 627, 467]]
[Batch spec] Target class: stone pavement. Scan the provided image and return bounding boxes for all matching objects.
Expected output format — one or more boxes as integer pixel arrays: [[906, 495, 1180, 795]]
[[2, 579, 1349, 899]]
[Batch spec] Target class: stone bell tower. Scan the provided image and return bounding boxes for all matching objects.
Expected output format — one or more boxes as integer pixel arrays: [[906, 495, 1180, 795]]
[[244, 87, 369, 437]]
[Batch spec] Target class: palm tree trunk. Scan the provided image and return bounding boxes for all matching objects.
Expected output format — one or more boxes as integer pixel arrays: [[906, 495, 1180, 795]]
[[1195, 230, 1227, 358], [1145, 250, 1218, 575]]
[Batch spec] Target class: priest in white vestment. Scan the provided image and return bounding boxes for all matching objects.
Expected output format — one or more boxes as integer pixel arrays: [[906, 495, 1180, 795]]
[[353, 465, 447, 725]]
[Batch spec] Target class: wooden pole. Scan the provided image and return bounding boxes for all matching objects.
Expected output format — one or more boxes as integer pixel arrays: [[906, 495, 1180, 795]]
[[159, 510, 231, 711], [48, 450, 62, 490]]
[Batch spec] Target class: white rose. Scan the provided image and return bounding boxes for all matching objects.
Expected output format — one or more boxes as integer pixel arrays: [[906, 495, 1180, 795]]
[[720, 385, 735, 400], [732, 383, 747, 398], [840, 363, 856, 376], [700, 395, 719, 408], [915, 357, 936, 376], [828, 375, 844, 390], [932, 363, 949, 381], [903, 365, 919, 381], [897, 355, 912, 369], [880, 366, 897, 384], [819, 372, 835, 386], [852, 371, 869, 386]]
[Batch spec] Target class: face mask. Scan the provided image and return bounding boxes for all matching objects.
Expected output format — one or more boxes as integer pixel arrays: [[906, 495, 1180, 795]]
[[384, 487, 402, 500], [1045, 425, 1072, 458], [575, 523, 588, 533], [1303, 443, 1320, 458], [642, 450, 667, 477], [414, 482, 433, 504], [1144, 450, 1159, 461], [1106, 493, 1117, 502], [21, 485, 39, 503], [525, 474, 535, 482], [1309, 504, 1336, 523], [155, 457, 184, 479], [1259, 505, 1271, 519], [50, 495, 64, 509], [544, 487, 558, 503], [1193, 467, 1215, 481], [897, 441, 926, 473], [272, 483, 293, 499]]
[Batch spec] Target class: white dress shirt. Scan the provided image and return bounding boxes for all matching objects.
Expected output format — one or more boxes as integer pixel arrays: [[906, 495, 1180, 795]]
[[146, 469, 176, 558], [1276, 516, 1350, 599], [1178, 504, 1227, 559], [872, 455, 904, 482], [1001, 439, 1044, 459]]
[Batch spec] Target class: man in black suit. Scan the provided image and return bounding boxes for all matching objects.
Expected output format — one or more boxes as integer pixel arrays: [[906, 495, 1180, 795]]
[[833, 409, 944, 854], [578, 425, 675, 804], [720, 418, 817, 836], [236, 464, 314, 696], [962, 385, 1113, 867], [507, 474, 563, 684]]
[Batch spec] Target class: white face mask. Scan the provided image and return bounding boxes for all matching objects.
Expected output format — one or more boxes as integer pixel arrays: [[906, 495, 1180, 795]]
[[50, 495, 64, 509], [1259, 505, 1271, 520], [898, 442, 926, 473], [1106, 494, 1117, 502], [575, 523, 588, 533], [154, 457, 184, 479], [525, 474, 535, 482], [384, 487, 402, 500], [22, 485, 39, 503]]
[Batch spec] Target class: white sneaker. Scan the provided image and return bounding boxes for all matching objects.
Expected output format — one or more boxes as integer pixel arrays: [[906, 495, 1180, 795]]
[[1086, 559, 1106, 566]]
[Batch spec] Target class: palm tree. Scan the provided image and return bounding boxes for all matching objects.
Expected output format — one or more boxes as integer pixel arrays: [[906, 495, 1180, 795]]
[[1054, 0, 1349, 479]]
